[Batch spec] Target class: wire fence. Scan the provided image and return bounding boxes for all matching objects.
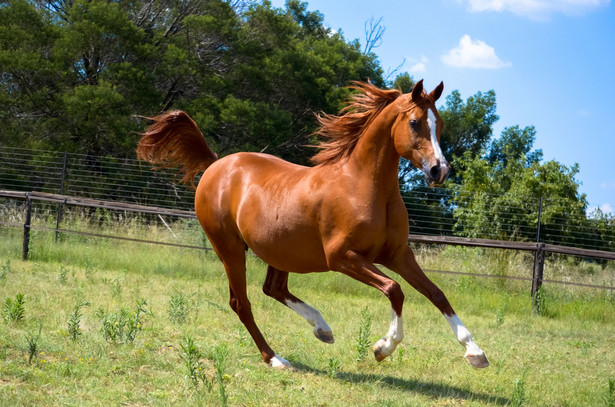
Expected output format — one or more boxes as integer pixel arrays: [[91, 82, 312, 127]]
[[1, 146, 613, 253], [0, 146, 194, 210]]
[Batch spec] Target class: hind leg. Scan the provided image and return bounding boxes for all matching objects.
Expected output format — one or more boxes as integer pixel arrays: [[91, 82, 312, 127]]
[[263, 266, 334, 344], [211, 235, 291, 369]]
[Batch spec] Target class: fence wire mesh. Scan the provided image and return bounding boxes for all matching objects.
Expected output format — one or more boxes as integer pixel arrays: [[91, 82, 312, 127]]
[[1, 146, 613, 253]]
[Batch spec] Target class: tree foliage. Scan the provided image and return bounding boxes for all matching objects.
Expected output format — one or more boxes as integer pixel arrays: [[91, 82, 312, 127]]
[[0, 0, 383, 163], [451, 125, 589, 244]]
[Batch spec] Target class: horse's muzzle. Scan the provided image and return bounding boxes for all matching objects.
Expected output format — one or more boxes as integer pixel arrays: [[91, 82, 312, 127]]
[[426, 161, 449, 187]]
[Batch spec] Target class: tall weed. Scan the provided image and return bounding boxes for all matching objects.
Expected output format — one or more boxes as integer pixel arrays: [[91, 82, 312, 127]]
[[3, 293, 25, 323], [96, 299, 150, 343], [355, 307, 372, 362]]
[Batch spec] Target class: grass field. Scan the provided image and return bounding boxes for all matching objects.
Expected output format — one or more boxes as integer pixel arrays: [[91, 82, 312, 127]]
[[1, 223, 614, 406]]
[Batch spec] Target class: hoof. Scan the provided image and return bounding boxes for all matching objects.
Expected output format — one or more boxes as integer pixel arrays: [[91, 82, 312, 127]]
[[465, 351, 489, 368], [314, 328, 335, 344], [373, 348, 387, 362], [373, 337, 400, 362], [373, 338, 389, 362], [267, 355, 293, 370]]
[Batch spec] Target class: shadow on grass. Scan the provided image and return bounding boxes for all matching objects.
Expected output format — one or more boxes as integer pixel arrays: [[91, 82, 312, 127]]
[[292, 361, 509, 406]]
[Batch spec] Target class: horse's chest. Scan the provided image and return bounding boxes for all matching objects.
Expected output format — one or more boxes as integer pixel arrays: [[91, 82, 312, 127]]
[[343, 206, 390, 250]]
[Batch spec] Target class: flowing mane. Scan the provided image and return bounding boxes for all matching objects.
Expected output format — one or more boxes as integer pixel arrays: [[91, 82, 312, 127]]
[[311, 82, 402, 166]]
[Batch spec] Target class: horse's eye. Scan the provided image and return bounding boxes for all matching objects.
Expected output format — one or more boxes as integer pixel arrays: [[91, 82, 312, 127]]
[[410, 119, 420, 131]]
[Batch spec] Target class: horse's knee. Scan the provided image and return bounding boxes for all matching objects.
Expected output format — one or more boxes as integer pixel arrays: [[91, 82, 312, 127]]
[[229, 296, 253, 318], [229, 296, 240, 314]]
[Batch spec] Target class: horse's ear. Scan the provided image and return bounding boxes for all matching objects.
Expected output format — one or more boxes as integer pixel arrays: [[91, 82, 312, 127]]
[[430, 81, 444, 102], [411, 79, 424, 101]]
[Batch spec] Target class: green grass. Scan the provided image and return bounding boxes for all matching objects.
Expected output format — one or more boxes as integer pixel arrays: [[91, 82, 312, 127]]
[[0, 223, 614, 406]]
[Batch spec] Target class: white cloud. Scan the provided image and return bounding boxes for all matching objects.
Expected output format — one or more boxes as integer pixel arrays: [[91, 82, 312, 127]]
[[462, 0, 610, 20], [441, 35, 511, 69], [409, 56, 428, 74]]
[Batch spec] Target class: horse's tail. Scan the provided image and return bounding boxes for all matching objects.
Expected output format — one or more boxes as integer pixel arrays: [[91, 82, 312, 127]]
[[136, 110, 218, 189]]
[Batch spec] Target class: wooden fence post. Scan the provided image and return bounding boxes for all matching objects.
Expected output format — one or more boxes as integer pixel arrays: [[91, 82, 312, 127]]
[[531, 196, 545, 303], [22, 194, 32, 260], [531, 243, 545, 297]]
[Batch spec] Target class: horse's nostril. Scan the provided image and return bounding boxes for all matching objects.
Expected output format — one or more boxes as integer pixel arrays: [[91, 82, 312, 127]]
[[430, 165, 440, 179]]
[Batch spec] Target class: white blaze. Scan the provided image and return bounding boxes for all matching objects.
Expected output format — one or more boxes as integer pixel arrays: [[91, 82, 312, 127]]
[[427, 108, 445, 163]]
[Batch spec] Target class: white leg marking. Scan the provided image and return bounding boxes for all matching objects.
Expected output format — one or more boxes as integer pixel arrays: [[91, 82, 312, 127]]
[[445, 314, 489, 368], [268, 354, 292, 369], [373, 308, 404, 361], [285, 300, 334, 343]]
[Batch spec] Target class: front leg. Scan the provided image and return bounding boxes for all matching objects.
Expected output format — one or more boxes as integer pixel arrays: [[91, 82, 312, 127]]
[[328, 249, 406, 362], [383, 246, 489, 368]]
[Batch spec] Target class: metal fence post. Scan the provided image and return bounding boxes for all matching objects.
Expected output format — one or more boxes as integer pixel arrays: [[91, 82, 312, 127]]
[[22, 194, 32, 260], [535, 197, 543, 244], [55, 151, 68, 242]]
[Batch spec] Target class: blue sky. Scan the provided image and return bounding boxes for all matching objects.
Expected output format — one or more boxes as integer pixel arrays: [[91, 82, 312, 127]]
[[270, 0, 614, 214]]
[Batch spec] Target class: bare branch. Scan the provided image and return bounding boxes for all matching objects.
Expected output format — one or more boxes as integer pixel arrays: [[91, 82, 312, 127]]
[[363, 16, 385, 54]]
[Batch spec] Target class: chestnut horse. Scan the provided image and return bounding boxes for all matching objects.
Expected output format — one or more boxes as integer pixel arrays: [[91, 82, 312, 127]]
[[137, 80, 488, 370]]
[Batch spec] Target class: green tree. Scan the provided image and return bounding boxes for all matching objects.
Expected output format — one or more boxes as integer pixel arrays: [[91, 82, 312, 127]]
[[451, 126, 588, 243], [0, 0, 384, 165]]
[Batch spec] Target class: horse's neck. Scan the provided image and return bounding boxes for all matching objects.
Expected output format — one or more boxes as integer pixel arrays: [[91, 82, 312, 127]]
[[346, 106, 401, 192]]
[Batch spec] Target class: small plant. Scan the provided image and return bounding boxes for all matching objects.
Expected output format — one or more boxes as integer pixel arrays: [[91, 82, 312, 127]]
[[209, 344, 229, 407], [327, 357, 341, 377], [3, 293, 26, 323], [68, 300, 90, 341], [168, 291, 194, 324], [179, 337, 229, 405], [0, 259, 10, 280], [96, 299, 150, 343], [495, 307, 505, 326], [180, 336, 214, 391], [56, 265, 69, 284], [111, 278, 122, 298], [511, 373, 527, 407], [355, 307, 372, 362], [396, 347, 404, 365], [25, 321, 42, 365], [605, 378, 615, 407]]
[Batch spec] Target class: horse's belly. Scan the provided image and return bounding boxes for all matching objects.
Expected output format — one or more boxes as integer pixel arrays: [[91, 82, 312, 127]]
[[242, 221, 330, 273]]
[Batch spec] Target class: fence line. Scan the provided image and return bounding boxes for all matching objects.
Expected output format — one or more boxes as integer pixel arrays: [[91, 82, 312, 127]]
[[1, 146, 613, 254], [1, 190, 613, 301]]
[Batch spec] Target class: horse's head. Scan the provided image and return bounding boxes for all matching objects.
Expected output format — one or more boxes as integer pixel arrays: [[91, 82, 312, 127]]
[[391, 80, 449, 187]]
